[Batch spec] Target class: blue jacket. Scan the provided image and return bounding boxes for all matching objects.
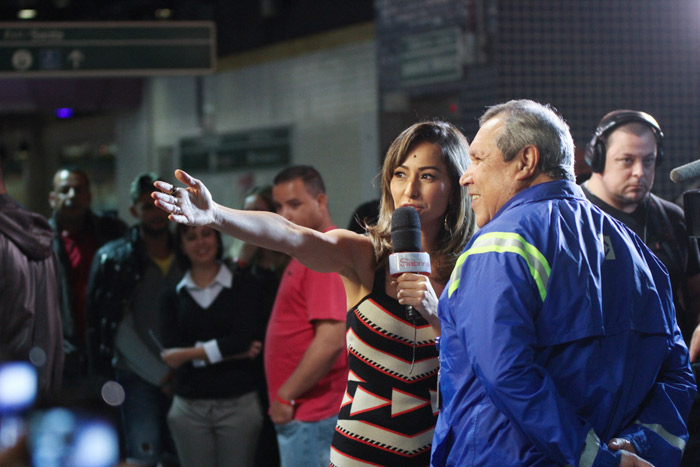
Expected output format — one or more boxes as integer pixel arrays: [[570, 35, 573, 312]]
[[433, 181, 696, 466]]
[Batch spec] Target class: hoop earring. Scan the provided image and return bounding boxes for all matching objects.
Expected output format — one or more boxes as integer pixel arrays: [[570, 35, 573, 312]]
[[443, 213, 453, 235]]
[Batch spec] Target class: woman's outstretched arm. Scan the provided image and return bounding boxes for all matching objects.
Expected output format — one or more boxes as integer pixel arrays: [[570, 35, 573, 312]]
[[152, 169, 372, 277]]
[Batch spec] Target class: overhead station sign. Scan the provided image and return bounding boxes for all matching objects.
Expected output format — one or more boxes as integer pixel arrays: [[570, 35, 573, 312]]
[[0, 21, 216, 77]]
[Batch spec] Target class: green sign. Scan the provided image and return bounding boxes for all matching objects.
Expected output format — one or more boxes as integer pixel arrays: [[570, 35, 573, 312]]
[[400, 28, 463, 87], [0, 21, 215, 77], [180, 127, 291, 173]]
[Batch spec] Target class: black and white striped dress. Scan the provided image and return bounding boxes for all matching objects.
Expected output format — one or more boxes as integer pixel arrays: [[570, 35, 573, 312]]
[[330, 268, 439, 467]]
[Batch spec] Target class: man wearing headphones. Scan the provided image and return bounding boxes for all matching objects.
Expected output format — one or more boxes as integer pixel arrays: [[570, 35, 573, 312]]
[[582, 110, 700, 344], [582, 110, 700, 466]]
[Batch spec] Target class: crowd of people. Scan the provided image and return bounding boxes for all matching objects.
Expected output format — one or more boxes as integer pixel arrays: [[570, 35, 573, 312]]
[[1, 98, 699, 466]]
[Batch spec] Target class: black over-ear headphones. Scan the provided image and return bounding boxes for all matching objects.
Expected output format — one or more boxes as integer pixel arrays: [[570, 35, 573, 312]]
[[585, 110, 664, 173]]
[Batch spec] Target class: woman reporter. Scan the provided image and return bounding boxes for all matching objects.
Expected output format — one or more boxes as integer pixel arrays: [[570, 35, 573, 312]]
[[153, 121, 475, 466]]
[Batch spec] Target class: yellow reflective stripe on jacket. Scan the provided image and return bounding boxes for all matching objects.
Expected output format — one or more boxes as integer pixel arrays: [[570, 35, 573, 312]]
[[447, 249, 469, 298], [448, 232, 551, 301]]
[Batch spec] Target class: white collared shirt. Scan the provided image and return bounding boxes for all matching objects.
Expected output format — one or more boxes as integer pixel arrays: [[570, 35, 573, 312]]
[[175, 263, 233, 365], [176, 263, 232, 309]]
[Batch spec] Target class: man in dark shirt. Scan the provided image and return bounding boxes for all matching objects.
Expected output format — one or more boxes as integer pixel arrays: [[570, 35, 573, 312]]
[[581, 110, 700, 466], [86, 173, 181, 466], [48, 167, 126, 389], [581, 110, 700, 343]]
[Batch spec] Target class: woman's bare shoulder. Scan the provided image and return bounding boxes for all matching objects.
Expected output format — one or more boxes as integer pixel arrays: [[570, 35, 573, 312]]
[[326, 229, 377, 287]]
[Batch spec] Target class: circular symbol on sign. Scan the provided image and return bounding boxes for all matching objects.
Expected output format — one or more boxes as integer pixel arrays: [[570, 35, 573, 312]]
[[12, 49, 33, 71]]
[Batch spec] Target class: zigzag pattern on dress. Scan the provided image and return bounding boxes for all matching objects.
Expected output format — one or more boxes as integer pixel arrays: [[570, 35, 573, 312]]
[[330, 446, 384, 467], [391, 388, 430, 417], [346, 328, 438, 383], [355, 298, 435, 346], [334, 419, 434, 456], [331, 269, 437, 466]]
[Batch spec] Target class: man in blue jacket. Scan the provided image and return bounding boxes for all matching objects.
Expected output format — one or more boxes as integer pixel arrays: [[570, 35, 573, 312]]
[[433, 99, 696, 466]]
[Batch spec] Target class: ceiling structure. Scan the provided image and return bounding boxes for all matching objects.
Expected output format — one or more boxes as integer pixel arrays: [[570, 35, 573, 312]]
[[0, 0, 374, 56], [0, 1, 374, 114]]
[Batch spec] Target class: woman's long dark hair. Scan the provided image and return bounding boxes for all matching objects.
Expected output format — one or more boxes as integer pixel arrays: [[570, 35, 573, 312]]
[[367, 120, 476, 282]]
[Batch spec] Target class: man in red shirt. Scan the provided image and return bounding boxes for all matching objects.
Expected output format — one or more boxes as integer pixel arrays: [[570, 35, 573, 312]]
[[265, 165, 347, 467], [48, 167, 126, 391]]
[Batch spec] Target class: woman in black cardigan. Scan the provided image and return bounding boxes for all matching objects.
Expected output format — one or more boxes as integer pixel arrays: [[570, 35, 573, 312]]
[[159, 224, 268, 467]]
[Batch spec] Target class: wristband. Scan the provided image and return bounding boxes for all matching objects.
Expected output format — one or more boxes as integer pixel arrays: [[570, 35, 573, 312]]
[[276, 395, 296, 407]]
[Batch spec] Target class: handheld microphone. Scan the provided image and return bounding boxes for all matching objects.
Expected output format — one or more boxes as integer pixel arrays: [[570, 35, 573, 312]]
[[389, 206, 431, 321], [670, 159, 700, 184]]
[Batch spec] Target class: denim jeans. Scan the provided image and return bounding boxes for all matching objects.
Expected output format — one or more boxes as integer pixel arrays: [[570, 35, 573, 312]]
[[274, 415, 337, 467], [115, 368, 177, 465]]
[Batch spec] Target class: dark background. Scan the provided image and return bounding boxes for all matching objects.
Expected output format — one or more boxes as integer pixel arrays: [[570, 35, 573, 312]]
[[1, 0, 698, 201]]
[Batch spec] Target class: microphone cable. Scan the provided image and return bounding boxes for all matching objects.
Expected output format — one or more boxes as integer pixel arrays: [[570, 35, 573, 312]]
[[409, 315, 416, 375]]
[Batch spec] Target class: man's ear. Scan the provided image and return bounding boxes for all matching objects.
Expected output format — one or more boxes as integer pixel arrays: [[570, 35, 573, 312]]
[[515, 145, 540, 181], [316, 192, 328, 208], [48, 191, 57, 209], [129, 205, 138, 219]]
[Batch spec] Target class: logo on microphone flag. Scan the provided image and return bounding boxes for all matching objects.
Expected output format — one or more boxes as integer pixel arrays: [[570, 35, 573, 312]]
[[388, 252, 431, 276]]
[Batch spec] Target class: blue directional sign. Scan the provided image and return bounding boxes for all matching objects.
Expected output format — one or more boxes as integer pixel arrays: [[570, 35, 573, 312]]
[[0, 21, 216, 77]]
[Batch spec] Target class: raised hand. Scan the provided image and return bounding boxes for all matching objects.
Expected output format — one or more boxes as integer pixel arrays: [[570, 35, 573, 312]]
[[152, 169, 216, 226]]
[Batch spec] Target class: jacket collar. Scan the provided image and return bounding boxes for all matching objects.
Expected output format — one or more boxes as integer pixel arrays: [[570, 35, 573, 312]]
[[491, 180, 584, 224]]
